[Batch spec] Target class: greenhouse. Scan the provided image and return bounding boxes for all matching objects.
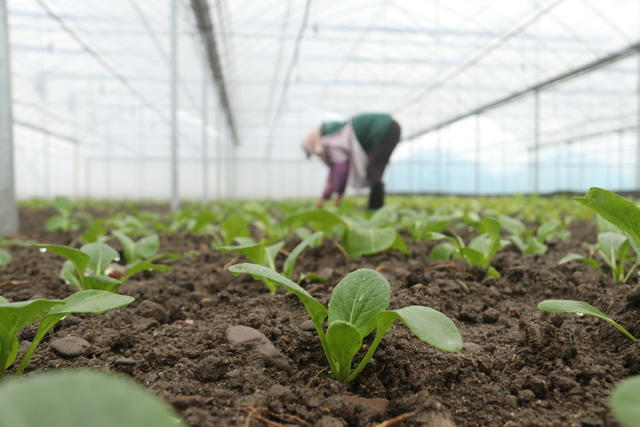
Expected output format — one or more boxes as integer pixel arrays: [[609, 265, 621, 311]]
[[1, 0, 640, 426]]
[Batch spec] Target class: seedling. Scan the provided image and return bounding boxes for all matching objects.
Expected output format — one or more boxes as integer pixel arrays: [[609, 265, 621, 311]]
[[429, 217, 507, 278], [229, 264, 462, 382], [220, 232, 323, 292], [112, 231, 180, 266], [609, 376, 640, 427], [538, 299, 637, 342], [0, 369, 186, 426], [575, 187, 640, 252], [38, 243, 169, 292], [559, 231, 639, 283], [78, 218, 108, 244], [498, 215, 568, 256], [283, 208, 408, 257], [0, 290, 134, 378], [44, 196, 89, 232]]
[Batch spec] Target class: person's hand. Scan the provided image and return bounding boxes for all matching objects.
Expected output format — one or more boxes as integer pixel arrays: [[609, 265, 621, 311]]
[[316, 199, 325, 209]]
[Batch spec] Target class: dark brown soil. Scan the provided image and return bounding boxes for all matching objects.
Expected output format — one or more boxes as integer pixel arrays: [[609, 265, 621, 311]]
[[2, 208, 639, 426]]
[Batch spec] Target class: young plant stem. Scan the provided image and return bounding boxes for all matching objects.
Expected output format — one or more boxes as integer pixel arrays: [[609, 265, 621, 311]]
[[345, 323, 392, 383], [14, 314, 64, 376], [623, 258, 640, 283], [313, 321, 338, 376]]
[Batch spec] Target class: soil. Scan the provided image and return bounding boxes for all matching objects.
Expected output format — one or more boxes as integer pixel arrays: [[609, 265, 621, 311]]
[[2, 207, 639, 427]]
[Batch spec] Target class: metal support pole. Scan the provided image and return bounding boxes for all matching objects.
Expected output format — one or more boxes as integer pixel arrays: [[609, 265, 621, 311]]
[[73, 144, 80, 198], [532, 90, 540, 193], [618, 130, 624, 189], [0, 0, 19, 235], [0, 0, 18, 235], [201, 59, 209, 203], [474, 114, 480, 195], [216, 108, 222, 199], [436, 130, 442, 193], [636, 52, 640, 189], [170, 0, 180, 211]]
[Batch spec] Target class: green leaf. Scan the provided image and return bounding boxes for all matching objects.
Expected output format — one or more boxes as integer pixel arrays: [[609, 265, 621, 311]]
[[60, 261, 83, 289], [220, 213, 251, 245], [597, 232, 628, 267], [228, 263, 327, 325], [217, 243, 266, 265], [344, 226, 396, 257], [111, 231, 136, 263], [81, 243, 119, 276], [558, 253, 600, 269], [122, 261, 170, 281], [79, 219, 107, 245], [37, 245, 90, 279], [498, 215, 525, 236], [389, 233, 410, 255], [83, 275, 122, 292], [45, 215, 68, 232], [537, 299, 637, 341], [609, 376, 640, 427], [265, 241, 284, 269], [52, 196, 72, 215], [429, 242, 456, 261], [282, 209, 345, 233], [523, 238, 548, 255], [460, 247, 486, 268], [134, 235, 160, 261], [0, 369, 186, 427], [486, 266, 501, 278], [393, 305, 463, 352], [576, 188, 640, 254], [0, 298, 65, 372], [328, 269, 390, 337], [367, 205, 398, 228], [0, 248, 11, 268], [283, 232, 323, 279], [51, 290, 134, 315], [537, 220, 560, 242], [15, 291, 134, 375], [325, 320, 362, 381]]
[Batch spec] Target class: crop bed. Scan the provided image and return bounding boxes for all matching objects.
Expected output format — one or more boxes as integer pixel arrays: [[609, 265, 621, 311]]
[[2, 205, 639, 426]]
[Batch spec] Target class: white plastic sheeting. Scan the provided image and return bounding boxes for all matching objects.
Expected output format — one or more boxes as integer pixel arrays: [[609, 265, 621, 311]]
[[5, 0, 640, 199]]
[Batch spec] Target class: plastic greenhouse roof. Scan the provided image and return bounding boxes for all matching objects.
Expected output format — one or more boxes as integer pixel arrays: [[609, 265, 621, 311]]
[[7, 0, 640, 161]]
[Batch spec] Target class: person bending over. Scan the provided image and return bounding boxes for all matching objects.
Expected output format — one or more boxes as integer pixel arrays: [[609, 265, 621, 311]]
[[301, 112, 401, 210]]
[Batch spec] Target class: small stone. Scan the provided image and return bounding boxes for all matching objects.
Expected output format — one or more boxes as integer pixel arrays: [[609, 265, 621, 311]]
[[50, 336, 91, 358], [482, 308, 500, 324], [301, 320, 315, 331], [226, 325, 265, 345], [136, 300, 167, 323], [411, 283, 424, 290], [184, 319, 195, 325], [226, 325, 292, 372], [340, 395, 389, 414]]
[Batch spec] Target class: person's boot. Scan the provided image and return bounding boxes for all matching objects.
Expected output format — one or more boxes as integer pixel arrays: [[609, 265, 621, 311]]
[[368, 181, 384, 210]]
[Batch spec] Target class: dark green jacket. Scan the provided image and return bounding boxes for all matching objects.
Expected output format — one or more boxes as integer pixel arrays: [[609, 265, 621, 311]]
[[320, 113, 392, 152]]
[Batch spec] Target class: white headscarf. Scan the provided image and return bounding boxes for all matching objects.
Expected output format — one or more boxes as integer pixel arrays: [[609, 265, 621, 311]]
[[301, 127, 322, 157]]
